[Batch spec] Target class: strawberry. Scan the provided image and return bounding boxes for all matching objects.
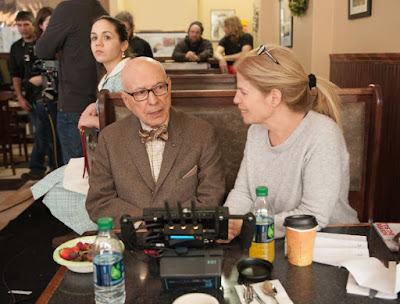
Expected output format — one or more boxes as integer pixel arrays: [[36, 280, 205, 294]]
[[71, 246, 80, 252], [60, 248, 72, 260]]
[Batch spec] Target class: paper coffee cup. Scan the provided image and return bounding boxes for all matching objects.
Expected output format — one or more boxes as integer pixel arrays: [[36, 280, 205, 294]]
[[283, 215, 318, 267]]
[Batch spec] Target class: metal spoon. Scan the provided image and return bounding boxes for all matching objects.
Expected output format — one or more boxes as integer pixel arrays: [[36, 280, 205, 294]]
[[262, 281, 279, 304]]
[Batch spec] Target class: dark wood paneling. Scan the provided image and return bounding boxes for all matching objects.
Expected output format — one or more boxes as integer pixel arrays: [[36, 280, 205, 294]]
[[330, 53, 400, 222]]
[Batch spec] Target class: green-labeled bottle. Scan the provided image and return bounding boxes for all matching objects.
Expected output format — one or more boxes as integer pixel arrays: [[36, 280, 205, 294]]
[[249, 186, 275, 262], [92, 217, 126, 304]]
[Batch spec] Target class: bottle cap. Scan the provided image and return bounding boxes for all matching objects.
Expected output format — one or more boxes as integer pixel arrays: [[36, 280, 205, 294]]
[[256, 186, 268, 196], [97, 217, 113, 231]]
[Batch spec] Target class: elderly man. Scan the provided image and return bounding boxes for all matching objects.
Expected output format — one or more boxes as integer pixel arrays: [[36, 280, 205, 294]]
[[86, 57, 225, 226], [172, 21, 213, 62]]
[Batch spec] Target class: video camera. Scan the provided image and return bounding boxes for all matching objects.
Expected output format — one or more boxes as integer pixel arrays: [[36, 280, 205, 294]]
[[25, 44, 59, 101], [120, 201, 255, 290]]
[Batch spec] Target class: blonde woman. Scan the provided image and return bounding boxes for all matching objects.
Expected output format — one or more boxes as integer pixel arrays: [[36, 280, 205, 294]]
[[223, 45, 359, 241], [213, 16, 253, 73]]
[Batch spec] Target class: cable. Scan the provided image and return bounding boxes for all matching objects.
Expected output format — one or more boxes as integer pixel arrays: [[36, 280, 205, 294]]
[[42, 100, 59, 169], [0, 195, 33, 214], [47, 111, 58, 168]]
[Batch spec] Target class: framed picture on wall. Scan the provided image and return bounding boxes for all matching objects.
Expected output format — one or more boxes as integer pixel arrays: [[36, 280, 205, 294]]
[[280, 0, 293, 47], [136, 32, 186, 58], [210, 10, 235, 41], [348, 0, 372, 19]]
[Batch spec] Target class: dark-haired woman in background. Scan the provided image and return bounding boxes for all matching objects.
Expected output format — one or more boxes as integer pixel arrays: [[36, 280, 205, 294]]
[[78, 15, 131, 130], [31, 16, 132, 242], [35, 6, 53, 37], [213, 16, 253, 74]]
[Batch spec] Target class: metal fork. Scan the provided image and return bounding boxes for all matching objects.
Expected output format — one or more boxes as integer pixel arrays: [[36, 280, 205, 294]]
[[243, 282, 254, 304]]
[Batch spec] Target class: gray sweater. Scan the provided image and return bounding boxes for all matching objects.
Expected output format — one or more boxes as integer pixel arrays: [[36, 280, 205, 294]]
[[224, 111, 359, 238]]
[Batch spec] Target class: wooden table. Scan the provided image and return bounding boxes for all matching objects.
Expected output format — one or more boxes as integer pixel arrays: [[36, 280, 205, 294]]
[[37, 224, 399, 304]]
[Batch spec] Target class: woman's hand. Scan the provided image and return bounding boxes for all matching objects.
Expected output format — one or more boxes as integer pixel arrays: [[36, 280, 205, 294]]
[[219, 58, 228, 74], [217, 219, 243, 243], [78, 103, 99, 129]]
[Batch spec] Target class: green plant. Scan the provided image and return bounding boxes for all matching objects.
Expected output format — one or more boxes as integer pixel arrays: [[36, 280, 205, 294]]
[[288, 0, 309, 17]]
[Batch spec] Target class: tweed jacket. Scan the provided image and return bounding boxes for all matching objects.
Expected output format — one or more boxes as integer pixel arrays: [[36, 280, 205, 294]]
[[86, 108, 225, 227]]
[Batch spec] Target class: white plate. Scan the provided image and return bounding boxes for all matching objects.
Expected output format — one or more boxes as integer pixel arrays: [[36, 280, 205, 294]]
[[173, 293, 219, 304], [53, 235, 124, 273]]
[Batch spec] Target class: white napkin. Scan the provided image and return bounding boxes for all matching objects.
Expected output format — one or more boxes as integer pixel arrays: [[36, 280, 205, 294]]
[[346, 273, 398, 299], [341, 258, 400, 297], [312, 232, 370, 266], [235, 279, 294, 304], [63, 157, 89, 195]]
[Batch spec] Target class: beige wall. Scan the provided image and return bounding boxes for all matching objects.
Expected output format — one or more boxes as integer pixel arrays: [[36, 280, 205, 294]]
[[198, 0, 253, 48], [112, 0, 253, 43], [332, 0, 400, 53], [121, 0, 197, 32], [259, 0, 400, 79], [94, 0, 400, 79], [259, 0, 280, 45]]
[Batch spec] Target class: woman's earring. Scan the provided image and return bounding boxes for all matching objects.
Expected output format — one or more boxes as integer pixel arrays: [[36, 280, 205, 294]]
[[122, 51, 126, 58]]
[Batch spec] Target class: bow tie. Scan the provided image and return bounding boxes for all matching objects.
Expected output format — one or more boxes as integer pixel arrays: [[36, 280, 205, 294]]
[[139, 125, 169, 143]]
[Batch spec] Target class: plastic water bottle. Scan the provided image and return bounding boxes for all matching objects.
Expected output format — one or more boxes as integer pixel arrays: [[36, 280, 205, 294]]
[[249, 186, 275, 262], [93, 217, 126, 304]]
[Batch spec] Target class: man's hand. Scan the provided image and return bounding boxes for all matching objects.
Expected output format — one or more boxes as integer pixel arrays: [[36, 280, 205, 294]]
[[18, 96, 32, 112], [186, 51, 200, 62], [78, 103, 99, 129], [217, 219, 243, 243], [219, 58, 228, 74]]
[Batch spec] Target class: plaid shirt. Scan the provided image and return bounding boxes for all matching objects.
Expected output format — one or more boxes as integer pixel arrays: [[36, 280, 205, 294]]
[[140, 117, 169, 182]]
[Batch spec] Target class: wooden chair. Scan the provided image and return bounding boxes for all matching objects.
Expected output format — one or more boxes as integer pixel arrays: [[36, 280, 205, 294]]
[[340, 85, 383, 222], [0, 92, 16, 175], [0, 90, 28, 162], [97, 86, 383, 222]]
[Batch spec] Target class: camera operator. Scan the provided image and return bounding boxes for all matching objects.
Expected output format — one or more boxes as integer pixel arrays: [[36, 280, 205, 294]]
[[9, 11, 62, 180], [35, 0, 108, 164], [9, 11, 39, 113]]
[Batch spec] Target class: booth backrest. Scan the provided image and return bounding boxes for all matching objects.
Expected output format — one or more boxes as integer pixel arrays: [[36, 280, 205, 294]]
[[170, 74, 236, 90], [97, 86, 383, 222]]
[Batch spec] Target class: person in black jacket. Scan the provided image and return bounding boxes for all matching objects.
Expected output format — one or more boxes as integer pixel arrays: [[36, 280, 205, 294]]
[[35, 0, 108, 164], [115, 11, 153, 58], [10, 11, 61, 180], [172, 21, 213, 62]]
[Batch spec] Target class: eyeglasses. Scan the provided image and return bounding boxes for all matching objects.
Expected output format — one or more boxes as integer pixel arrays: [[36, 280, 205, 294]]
[[257, 44, 280, 65], [125, 83, 169, 102]]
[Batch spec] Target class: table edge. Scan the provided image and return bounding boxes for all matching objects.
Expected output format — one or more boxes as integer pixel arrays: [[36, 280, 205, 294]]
[[36, 266, 68, 304]]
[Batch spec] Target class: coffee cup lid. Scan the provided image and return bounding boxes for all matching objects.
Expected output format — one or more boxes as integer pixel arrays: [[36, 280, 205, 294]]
[[283, 215, 318, 229], [236, 258, 273, 283]]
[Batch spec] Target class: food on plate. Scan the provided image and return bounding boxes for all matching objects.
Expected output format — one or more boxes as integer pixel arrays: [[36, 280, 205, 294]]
[[60, 241, 94, 262]]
